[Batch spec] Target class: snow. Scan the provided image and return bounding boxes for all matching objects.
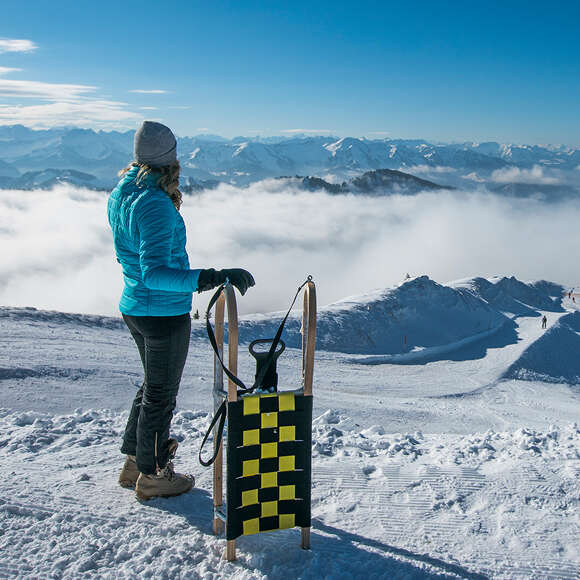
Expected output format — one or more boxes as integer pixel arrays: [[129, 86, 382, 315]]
[[451, 276, 563, 318], [505, 312, 580, 384], [1, 276, 579, 578]]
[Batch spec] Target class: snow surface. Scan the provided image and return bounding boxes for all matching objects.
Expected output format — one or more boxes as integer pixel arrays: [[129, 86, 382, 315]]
[[1, 277, 579, 578]]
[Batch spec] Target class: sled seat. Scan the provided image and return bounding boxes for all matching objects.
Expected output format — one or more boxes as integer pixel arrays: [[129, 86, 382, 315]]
[[226, 391, 313, 540]]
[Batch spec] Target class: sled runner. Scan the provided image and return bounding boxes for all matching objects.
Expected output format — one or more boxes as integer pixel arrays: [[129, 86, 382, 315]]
[[199, 277, 316, 561]]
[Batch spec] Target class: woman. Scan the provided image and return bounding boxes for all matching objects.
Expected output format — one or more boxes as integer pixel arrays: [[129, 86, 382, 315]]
[[108, 121, 254, 500]]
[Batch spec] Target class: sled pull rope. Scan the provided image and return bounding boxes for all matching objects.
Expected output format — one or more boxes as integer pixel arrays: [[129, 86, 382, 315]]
[[199, 276, 312, 467]]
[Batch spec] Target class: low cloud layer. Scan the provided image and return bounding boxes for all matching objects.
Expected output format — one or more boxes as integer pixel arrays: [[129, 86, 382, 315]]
[[0, 184, 578, 317], [491, 165, 561, 185], [407, 165, 455, 174]]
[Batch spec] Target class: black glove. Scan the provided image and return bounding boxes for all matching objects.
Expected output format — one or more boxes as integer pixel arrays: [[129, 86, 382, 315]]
[[197, 268, 255, 296]]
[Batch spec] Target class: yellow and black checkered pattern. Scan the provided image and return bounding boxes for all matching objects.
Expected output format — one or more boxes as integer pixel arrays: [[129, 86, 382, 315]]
[[226, 392, 313, 540]]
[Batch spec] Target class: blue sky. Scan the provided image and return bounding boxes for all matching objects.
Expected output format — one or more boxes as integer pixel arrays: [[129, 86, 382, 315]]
[[1, 0, 579, 144]]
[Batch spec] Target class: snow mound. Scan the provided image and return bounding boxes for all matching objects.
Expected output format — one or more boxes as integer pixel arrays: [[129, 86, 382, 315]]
[[312, 410, 580, 465], [312, 409, 424, 458], [0, 408, 208, 456], [240, 276, 507, 355], [0, 366, 97, 382], [431, 424, 580, 467], [451, 275, 563, 317], [504, 311, 580, 384]]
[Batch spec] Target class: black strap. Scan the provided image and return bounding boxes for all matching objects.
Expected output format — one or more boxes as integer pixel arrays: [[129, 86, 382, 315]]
[[198, 276, 312, 467], [198, 400, 226, 467]]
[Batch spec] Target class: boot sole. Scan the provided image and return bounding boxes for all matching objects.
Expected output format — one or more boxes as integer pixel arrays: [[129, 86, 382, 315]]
[[135, 479, 194, 501], [119, 479, 137, 488]]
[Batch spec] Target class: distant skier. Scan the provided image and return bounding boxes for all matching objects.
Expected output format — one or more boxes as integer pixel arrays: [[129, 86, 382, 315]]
[[542, 315, 547, 329], [108, 121, 255, 500], [193, 309, 200, 320]]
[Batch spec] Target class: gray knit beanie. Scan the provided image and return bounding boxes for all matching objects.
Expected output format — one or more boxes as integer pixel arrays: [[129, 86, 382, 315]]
[[134, 121, 177, 167]]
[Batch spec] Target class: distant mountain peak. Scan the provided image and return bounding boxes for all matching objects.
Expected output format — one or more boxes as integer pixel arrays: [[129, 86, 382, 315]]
[[350, 168, 454, 193], [278, 168, 453, 195]]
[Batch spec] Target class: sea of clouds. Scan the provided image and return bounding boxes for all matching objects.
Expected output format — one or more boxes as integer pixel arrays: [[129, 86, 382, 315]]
[[0, 183, 578, 317]]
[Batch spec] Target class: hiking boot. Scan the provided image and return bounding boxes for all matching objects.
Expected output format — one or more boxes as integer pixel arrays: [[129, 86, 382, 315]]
[[119, 455, 139, 488], [167, 437, 178, 460], [135, 464, 194, 500], [119, 439, 178, 489]]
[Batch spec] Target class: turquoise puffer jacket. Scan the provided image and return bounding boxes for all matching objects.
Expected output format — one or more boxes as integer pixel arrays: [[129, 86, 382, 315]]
[[107, 166, 201, 316]]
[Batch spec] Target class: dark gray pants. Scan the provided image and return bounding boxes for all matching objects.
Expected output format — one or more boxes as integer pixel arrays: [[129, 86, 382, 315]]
[[121, 313, 191, 475]]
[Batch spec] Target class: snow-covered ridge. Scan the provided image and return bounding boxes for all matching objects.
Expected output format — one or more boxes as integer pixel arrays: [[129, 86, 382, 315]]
[[0, 305, 125, 330], [2, 275, 565, 363], [238, 275, 563, 357], [1, 126, 579, 189], [451, 275, 564, 318], [309, 276, 507, 355]]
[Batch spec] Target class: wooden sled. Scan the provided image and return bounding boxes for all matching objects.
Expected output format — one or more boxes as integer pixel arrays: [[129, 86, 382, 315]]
[[209, 279, 316, 561]]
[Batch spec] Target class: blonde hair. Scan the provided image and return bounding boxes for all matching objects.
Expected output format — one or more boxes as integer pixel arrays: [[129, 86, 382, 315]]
[[119, 161, 183, 210]]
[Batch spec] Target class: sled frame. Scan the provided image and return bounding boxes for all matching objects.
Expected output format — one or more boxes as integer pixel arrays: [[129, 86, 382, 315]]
[[211, 280, 317, 561]]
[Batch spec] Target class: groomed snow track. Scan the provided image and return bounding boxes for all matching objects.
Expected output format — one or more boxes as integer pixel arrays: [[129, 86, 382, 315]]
[[315, 459, 580, 579], [1, 408, 578, 579]]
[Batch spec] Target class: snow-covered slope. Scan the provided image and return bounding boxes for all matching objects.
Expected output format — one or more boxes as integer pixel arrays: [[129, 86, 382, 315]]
[[451, 275, 563, 318], [1, 278, 579, 578], [1, 404, 577, 579], [208, 274, 571, 366], [314, 276, 509, 355], [238, 276, 508, 357], [505, 311, 580, 384]]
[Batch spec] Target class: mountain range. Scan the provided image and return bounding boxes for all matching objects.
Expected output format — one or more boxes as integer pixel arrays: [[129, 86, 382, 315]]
[[0, 125, 578, 195]]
